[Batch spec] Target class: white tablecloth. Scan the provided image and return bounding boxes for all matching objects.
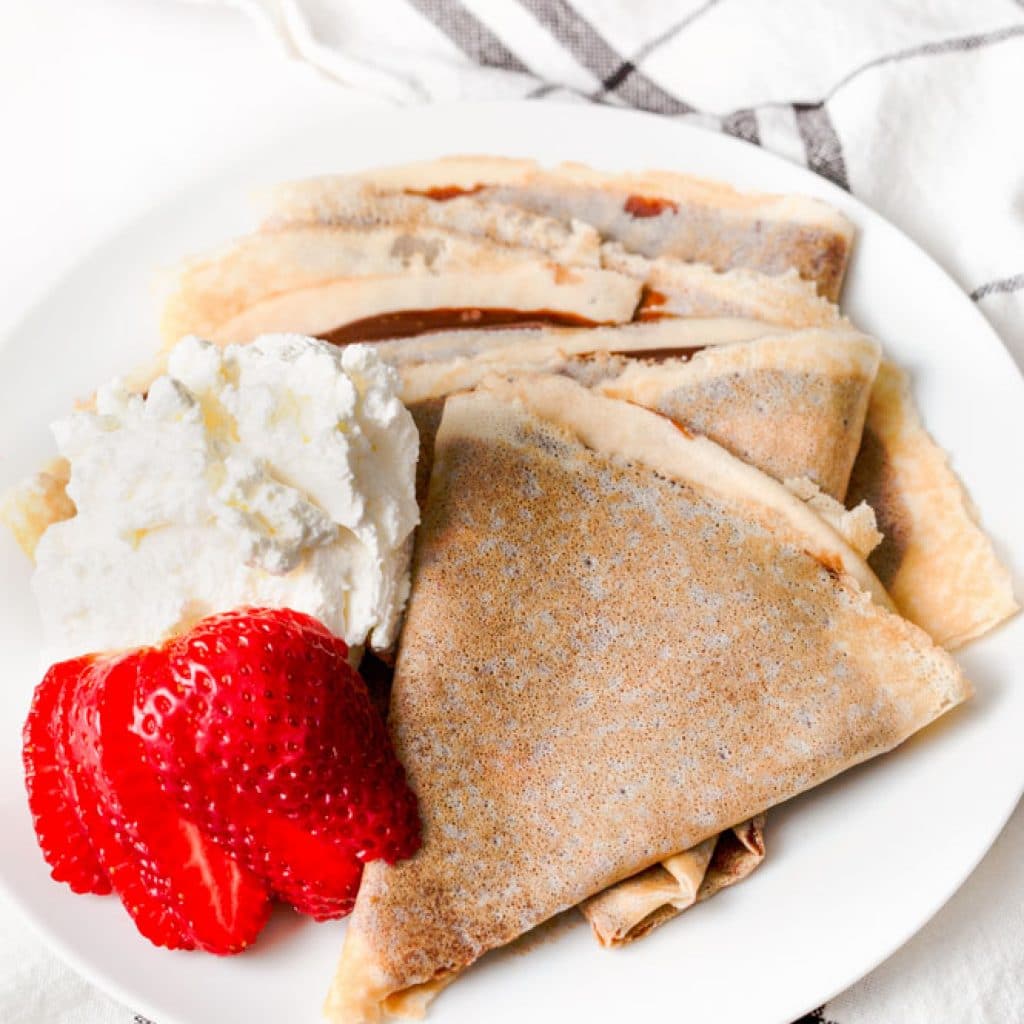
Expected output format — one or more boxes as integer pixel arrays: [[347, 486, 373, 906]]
[[0, 2, 1021, 1022]]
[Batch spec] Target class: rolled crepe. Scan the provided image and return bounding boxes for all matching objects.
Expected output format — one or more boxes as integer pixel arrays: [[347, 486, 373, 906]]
[[581, 816, 766, 947], [324, 374, 969, 1023], [268, 156, 855, 300], [160, 224, 641, 347], [846, 361, 1018, 648]]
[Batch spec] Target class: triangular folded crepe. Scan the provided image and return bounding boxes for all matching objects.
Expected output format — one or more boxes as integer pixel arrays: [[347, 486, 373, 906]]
[[325, 374, 969, 1023], [269, 156, 855, 300], [846, 361, 1017, 648], [258, 179, 843, 333], [160, 224, 641, 347], [391, 323, 879, 944], [595, 328, 880, 499]]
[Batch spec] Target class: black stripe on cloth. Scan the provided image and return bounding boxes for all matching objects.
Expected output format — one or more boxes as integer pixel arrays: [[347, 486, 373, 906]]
[[791, 1007, 840, 1024], [721, 107, 761, 145], [406, 0, 531, 72], [518, 0, 696, 114], [825, 23, 1024, 100], [971, 272, 1024, 300], [793, 103, 850, 190]]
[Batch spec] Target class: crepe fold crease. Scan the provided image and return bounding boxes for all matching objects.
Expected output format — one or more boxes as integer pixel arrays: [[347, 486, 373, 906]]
[[324, 374, 969, 1023], [580, 815, 766, 946]]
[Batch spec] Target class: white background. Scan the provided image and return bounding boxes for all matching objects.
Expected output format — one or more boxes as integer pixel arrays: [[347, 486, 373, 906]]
[[0, 3, 1021, 1023]]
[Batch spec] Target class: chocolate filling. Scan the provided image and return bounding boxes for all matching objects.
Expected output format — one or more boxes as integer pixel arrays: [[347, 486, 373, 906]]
[[319, 308, 603, 345], [405, 185, 485, 202], [604, 346, 705, 361]]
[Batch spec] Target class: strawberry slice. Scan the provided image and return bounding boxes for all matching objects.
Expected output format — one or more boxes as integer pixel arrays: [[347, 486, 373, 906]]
[[22, 656, 110, 895], [71, 652, 271, 953], [136, 607, 420, 920], [63, 652, 196, 950]]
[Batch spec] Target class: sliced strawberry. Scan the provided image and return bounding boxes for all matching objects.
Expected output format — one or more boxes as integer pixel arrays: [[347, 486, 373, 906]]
[[219, 808, 364, 920], [63, 652, 197, 951], [136, 607, 420, 919], [90, 653, 272, 954], [22, 656, 110, 895]]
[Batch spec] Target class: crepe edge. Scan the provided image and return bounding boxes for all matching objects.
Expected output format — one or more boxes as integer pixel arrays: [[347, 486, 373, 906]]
[[859, 361, 1019, 649], [472, 372, 892, 608]]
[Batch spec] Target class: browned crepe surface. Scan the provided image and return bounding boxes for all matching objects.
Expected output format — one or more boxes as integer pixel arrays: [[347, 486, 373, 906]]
[[326, 376, 968, 1023]]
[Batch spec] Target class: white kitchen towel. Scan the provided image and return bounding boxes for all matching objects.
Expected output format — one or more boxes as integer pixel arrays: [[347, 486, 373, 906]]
[[8, 2, 1023, 1023]]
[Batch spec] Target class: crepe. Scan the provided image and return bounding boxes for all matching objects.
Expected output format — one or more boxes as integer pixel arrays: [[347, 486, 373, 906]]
[[397, 325, 880, 504], [846, 361, 1018, 648], [160, 223, 641, 347], [602, 245, 841, 328], [596, 328, 880, 500], [0, 458, 74, 560], [268, 156, 855, 300], [376, 317, 783, 372], [580, 816, 766, 946], [392, 324, 879, 944], [324, 374, 969, 1023], [262, 183, 602, 267]]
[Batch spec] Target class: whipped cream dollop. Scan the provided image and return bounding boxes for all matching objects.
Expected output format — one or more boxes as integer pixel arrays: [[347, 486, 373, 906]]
[[33, 335, 419, 658]]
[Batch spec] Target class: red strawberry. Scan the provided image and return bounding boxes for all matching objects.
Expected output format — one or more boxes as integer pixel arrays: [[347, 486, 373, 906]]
[[62, 652, 195, 950], [135, 607, 420, 919], [23, 656, 110, 895], [68, 651, 272, 953]]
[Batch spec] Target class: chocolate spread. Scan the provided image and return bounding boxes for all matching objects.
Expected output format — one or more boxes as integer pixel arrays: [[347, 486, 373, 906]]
[[319, 308, 602, 345]]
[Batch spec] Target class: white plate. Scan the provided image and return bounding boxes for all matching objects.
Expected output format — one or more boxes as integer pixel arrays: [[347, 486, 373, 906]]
[[0, 101, 1021, 1024]]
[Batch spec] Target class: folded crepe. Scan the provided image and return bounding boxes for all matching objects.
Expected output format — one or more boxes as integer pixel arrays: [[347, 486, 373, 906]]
[[595, 328, 880, 500], [256, 178, 842, 332], [160, 222, 641, 347], [324, 374, 969, 1022], [262, 183, 603, 267], [393, 324, 879, 946], [580, 815, 766, 947], [268, 156, 855, 300], [601, 245, 841, 328], [397, 324, 881, 506], [846, 361, 1018, 648], [376, 317, 784, 372]]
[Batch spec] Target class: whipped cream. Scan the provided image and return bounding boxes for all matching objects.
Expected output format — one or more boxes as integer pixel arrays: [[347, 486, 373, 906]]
[[33, 335, 419, 658]]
